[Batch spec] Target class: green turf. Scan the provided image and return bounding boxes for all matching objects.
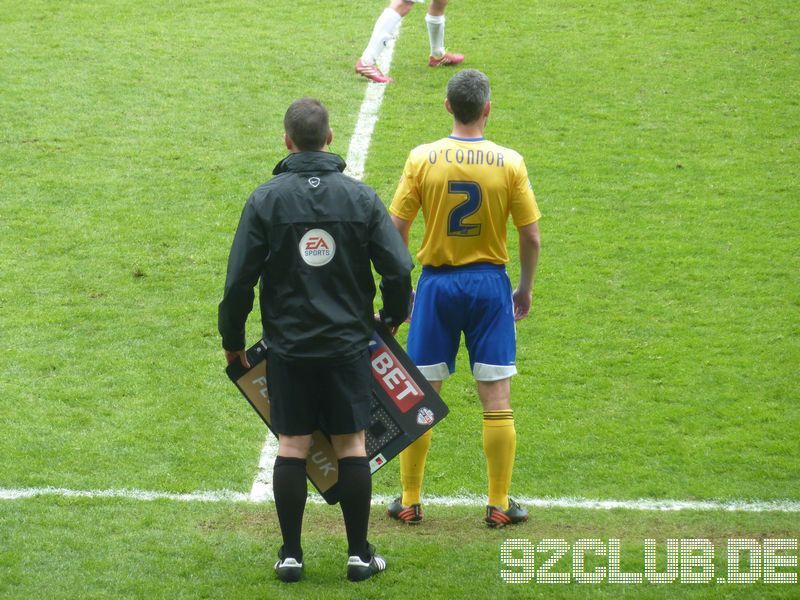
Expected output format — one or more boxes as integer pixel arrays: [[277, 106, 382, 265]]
[[370, 0, 800, 501], [1, 499, 797, 598], [0, 0, 372, 491], [1, 0, 798, 597]]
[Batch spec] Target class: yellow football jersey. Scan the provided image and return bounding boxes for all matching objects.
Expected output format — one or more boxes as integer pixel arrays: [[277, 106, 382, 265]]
[[389, 136, 541, 267]]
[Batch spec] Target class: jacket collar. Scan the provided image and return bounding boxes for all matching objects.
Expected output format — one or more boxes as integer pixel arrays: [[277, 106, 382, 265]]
[[272, 151, 347, 175]]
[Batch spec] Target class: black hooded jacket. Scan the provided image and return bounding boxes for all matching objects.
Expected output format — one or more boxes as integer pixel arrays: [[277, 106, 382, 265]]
[[218, 151, 413, 360]]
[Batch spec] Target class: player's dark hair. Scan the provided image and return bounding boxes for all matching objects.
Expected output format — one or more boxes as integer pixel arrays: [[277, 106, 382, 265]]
[[446, 69, 491, 125], [284, 97, 330, 151]]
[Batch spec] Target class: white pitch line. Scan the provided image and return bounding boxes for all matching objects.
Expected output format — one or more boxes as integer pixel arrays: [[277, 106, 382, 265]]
[[244, 26, 404, 502], [249, 434, 277, 502], [369, 494, 800, 514], [2, 487, 800, 513], [0, 487, 248, 503]]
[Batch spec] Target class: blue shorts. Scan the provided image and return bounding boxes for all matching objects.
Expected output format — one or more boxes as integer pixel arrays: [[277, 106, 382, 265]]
[[407, 263, 517, 382]]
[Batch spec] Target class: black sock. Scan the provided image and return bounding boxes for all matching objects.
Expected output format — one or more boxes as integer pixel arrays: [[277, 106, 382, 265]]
[[337, 456, 372, 561], [273, 456, 307, 561]]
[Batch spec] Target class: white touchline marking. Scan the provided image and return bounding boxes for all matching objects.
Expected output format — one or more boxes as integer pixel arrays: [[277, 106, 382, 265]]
[[371, 494, 800, 513], [244, 25, 404, 501], [0, 487, 248, 503], [1, 487, 799, 512], [249, 434, 277, 502], [343, 27, 401, 181]]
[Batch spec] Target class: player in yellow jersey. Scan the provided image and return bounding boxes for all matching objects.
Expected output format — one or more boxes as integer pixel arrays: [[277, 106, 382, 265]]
[[387, 69, 541, 527]]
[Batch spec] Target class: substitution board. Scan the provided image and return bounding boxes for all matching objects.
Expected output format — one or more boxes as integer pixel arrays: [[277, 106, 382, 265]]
[[226, 321, 448, 504]]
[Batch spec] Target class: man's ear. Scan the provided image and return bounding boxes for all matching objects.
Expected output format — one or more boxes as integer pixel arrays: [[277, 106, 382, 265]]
[[444, 98, 454, 115], [284, 133, 295, 152], [326, 128, 333, 147], [483, 100, 492, 118]]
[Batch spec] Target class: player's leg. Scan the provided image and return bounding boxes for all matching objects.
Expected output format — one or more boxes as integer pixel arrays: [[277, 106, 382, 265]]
[[398, 379, 440, 506], [362, 0, 409, 65], [274, 433, 313, 576], [324, 352, 387, 581], [478, 382, 527, 526], [477, 375, 513, 498], [476, 380, 515, 499], [356, 0, 413, 83], [426, 0, 464, 67], [267, 351, 318, 581], [390, 268, 462, 522], [463, 265, 527, 526], [330, 430, 386, 581], [330, 429, 367, 458]]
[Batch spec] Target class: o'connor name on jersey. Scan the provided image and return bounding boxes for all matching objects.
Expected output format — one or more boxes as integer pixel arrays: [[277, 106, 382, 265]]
[[427, 148, 505, 167]]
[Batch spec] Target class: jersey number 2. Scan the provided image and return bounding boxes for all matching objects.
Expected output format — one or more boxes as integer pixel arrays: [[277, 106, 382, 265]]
[[447, 181, 482, 237]]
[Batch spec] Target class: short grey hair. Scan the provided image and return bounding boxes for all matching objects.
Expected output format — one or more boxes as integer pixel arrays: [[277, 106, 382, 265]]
[[446, 69, 491, 124]]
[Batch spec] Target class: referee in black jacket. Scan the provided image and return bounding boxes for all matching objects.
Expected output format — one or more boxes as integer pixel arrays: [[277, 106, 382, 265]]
[[219, 97, 412, 583]]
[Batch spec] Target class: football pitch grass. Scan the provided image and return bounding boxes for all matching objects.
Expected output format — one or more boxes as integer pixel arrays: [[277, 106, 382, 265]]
[[1, 1, 798, 597]]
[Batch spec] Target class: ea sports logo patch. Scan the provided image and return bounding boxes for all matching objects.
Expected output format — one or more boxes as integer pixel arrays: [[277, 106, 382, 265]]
[[416, 407, 434, 426], [299, 228, 335, 267]]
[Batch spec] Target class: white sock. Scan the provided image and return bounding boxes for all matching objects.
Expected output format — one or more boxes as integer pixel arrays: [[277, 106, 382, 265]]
[[425, 13, 445, 58], [361, 8, 403, 65]]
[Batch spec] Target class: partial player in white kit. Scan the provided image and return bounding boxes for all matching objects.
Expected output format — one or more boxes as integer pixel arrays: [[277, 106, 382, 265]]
[[355, 0, 465, 84]]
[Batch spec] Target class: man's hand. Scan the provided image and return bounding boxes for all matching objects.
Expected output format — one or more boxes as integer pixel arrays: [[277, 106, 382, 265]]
[[375, 313, 400, 336], [515, 222, 539, 321], [405, 289, 415, 323], [512, 287, 532, 321], [224, 349, 250, 368]]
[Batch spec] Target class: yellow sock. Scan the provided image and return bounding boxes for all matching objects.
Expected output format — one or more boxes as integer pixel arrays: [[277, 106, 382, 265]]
[[400, 429, 432, 506], [483, 410, 516, 510]]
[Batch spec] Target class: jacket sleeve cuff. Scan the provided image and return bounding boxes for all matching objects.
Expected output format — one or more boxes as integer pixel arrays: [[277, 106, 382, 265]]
[[221, 335, 246, 353]]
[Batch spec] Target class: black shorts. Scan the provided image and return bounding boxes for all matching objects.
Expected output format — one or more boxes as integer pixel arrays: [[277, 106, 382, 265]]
[[266, 348, 373, 436]]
